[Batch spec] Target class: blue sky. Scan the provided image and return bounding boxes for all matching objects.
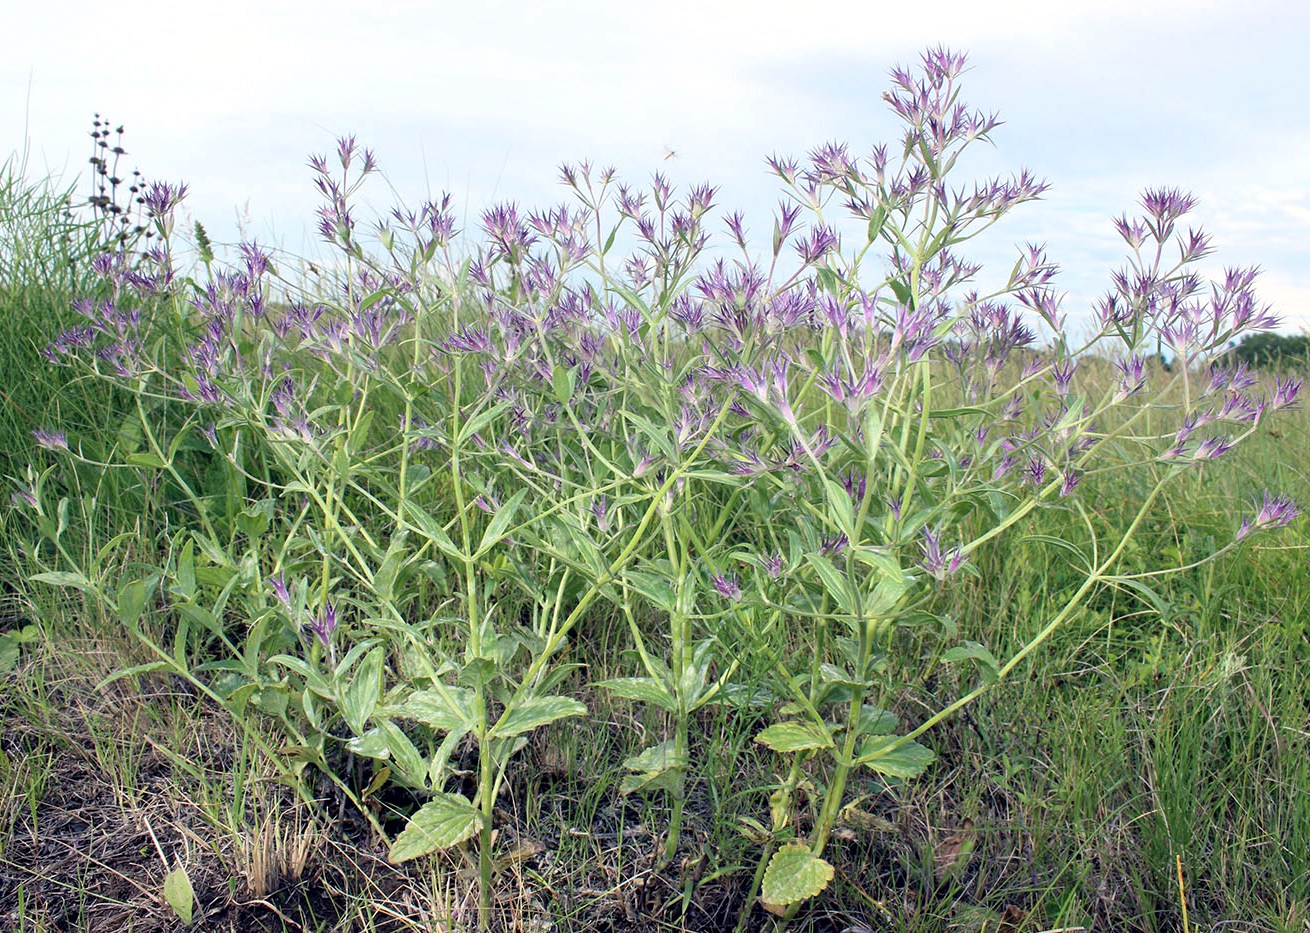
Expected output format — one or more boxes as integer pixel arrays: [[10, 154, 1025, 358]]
[[6, 0, 1308, 333]]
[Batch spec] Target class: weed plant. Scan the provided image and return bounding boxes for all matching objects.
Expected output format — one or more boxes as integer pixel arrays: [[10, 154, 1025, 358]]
[[6, 49, 1308, 932]]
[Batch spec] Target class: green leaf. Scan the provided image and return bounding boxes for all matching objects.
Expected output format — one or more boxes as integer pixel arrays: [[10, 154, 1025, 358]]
[[163, 864, 195, 925], [602, 223, 620, 256], [373, 532, 410, 602], [458, 657, 498, 689], [927, 405, 991, 419], [864, 570, 911, 619], [409, 505, 464, 562], [620, 739, 687, 793], [177, 601, 222, 636], [621, 409, 678, 461], [190, 533, 232, 568], [803, 553, 855, 615], [488, 695, 586, 739], [865, 205, 888, 243], [822, 478, 856, 540], [339, 646, 384, 735], [345, 727, 390, 759], [552, 364, 576, 404], [393, 687, 475, 732], [622, 739, 686, 775], [252, 687, 288, 718], [0, 630, 29, 673], [593, 677, 677, 711], [379, 720, 427, 785], [173, 539, 196, 598], [475, 488, 528, 557], [1022, 533, 1092, 569], [623, 569, 678, 613], [856, 735, 935, 778], [28, 570, 95, 593], [427, 727, 471, 786], [941, 641, 1000, 684], [126, 451, 167, 469], [761, 843, 835, 907], [235, 499, 274, 541], [621, 769, 682, 795], [857, 705, 899, 736], [887, 278, 913, 308], [116, 579, 147, 626], [347, 408, 375, 455], [755, 720, 834, 753], [388, 793, 485, 862], [456, 401, 510, 447]]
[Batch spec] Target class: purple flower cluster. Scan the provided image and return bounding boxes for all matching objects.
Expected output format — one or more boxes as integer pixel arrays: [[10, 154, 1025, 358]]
[[1237, 492, 1300, 541]]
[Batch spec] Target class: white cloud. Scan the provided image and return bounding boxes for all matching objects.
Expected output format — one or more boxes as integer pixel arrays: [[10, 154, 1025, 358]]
[[4, 0, 1306, 332]]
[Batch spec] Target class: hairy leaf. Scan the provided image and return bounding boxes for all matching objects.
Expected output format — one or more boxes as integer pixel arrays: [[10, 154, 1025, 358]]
[[761, 843, 834, 906], [388, 793, 484, 862]]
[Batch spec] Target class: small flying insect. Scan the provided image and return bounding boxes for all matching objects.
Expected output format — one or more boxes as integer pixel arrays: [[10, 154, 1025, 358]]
[[663, 146, 678, 161]]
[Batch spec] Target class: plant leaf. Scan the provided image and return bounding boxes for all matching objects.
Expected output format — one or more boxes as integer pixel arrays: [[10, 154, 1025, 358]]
[[456, 401, 509, 447], [163, 864, 195, 925], [488, 695, 586, 739], [475, 488, 528, 558], [622, 739, 686, 774], [408, 505, 464, 562], [392, 687, 475, 732], [339, 646, 384, 735], [593, 676, 677, 711], [803, 553, 855, 615], [622, 570, 678, 613], [761, 843, 835, 906], [755, 720, 834, 753], [29, 570, 95, 593], [822, 477, 856, 540], [388, 793, 485, 862], [856, 734, 936, 778], [116, 579, 147, 626], [941, 641, 1000, 684]]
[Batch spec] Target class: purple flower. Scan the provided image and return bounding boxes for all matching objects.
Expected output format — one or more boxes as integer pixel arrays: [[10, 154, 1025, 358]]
[[819, 533, 848, 558], [1059, 470, 1081, 497], [761, 553, 784, 579], [770, 358, 797, 427], [589, 496, 610, 534], [1052, 359, 1075, 396], [142, 181, 188, 217], [11, 489, 38, 509], [1271, 375, 1302, 411], [448, 327, 492, 356], [1140, 187, 1197, 239], [32, 429, 68, 451], [1114, 355, 1147, 400], [794, 225, 839, 264], [766, 155, 800, 186], [1236, 492, 1300, 541], [1193, 435, 1235, 461], [269, 575, 292, 610], [841, 469, 867, 503], [918, 526, 965, 580], [306, 601, 338, 647], [711, 572, 742, 602]]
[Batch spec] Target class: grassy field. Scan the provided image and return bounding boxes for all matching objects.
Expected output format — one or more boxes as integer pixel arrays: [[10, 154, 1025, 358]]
[[1, 152, 1307, 933]]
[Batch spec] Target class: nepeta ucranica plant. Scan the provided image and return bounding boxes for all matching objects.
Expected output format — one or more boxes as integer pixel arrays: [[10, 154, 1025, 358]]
[[19, 47, 1301, 929]]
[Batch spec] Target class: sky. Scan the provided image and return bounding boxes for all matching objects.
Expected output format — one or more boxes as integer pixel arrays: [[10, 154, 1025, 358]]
[[5, 0, 1309, 334]]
